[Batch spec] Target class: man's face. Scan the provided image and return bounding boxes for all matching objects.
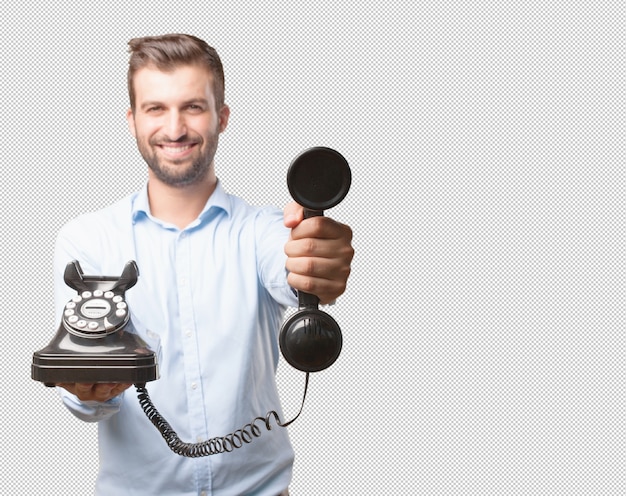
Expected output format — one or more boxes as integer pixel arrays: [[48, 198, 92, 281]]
[[127, 64, 229, 187]]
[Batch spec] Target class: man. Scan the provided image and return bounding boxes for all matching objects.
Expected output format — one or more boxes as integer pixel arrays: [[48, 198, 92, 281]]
[[53, 34, 353, 495]]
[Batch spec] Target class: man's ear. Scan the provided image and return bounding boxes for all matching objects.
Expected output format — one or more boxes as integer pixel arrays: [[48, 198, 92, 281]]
[[218, 104, 230, 133], [126, 108, 136, 138]]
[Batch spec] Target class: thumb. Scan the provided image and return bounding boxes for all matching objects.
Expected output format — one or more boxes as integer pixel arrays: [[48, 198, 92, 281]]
[[283, 201, 304, 228]]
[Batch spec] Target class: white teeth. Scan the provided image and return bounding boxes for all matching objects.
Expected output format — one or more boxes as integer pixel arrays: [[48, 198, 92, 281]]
[[162, 145, 191, 153]]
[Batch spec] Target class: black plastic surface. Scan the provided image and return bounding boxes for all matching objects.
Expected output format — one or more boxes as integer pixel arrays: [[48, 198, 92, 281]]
[[31, 260, 158, 386], [280, 147, 350, 372], [279, 309, 342, 372], [32, 320, 158, 386], [287, 147, 351, 212]]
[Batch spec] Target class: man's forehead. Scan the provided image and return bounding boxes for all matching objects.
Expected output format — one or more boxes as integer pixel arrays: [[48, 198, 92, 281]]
[[134, 63, 213, 83], [133, 64, 214, 99]]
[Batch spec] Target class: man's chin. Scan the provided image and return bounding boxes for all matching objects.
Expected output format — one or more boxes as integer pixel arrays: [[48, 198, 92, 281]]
[[148, 162, 209, 188]]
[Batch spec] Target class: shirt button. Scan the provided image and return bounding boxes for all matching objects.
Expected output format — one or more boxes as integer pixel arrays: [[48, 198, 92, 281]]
[[185, 329, 192, 337], [191, 382, 197, 390]]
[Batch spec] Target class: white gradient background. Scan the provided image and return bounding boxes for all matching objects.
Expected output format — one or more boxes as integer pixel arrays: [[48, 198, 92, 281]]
[[2, 1, 624, 495]]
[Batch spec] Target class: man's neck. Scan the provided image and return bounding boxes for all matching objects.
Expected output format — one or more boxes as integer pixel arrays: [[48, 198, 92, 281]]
[[147, 172, 217, 229]]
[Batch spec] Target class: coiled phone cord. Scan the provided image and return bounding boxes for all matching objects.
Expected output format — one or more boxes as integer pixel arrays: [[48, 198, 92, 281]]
[[134, 372, 309, 458]]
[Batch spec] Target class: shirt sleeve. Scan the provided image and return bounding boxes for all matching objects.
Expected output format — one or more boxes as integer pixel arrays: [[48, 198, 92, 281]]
[[255, 207, 298, 308], [58, 388, 124, 422]]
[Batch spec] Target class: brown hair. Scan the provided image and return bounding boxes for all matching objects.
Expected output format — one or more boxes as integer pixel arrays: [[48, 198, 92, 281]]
[[127, 33, 225, 111]]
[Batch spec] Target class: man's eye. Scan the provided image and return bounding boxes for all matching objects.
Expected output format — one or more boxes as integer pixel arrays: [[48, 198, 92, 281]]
[[187, 103, 204, 113]]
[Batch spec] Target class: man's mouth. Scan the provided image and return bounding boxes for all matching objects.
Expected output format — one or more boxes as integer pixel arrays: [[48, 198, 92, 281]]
[[158, 143, 197, 157]]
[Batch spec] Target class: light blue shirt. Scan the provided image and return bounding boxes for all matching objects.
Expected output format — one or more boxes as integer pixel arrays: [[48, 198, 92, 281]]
[[54, 181, 297, 495]]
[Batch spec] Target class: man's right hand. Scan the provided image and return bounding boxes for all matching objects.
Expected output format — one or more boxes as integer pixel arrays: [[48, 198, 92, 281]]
[[57, 382, 132, 402]]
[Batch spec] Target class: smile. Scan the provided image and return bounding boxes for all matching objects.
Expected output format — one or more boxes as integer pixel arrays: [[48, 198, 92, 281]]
[[158, 143, 197, 156]]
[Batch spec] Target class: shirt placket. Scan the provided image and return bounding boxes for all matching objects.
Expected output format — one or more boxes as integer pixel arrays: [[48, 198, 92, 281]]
[[176, 229, 212, 494]]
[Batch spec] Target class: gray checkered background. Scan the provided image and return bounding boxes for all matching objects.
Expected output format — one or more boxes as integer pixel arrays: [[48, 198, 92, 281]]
[[2, 1, 624, 495]]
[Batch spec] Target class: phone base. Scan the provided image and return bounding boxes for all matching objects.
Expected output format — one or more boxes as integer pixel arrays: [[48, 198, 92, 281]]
[[32, 352, 158, 386], [32, 322, 159, 386]]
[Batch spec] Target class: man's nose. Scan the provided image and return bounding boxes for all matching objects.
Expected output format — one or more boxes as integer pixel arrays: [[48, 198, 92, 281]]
[[164, 111, 187, 140]]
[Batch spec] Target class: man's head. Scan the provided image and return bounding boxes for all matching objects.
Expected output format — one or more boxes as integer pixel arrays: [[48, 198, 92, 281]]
[[126, 34, 230, 188], [127, 33, 225, 113]]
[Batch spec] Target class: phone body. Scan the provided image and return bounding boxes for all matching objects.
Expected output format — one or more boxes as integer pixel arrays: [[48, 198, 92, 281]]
[[31, 261, 159, 387]]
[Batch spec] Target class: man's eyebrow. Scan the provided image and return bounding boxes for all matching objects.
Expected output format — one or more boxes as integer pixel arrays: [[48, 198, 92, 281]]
[[139, 101, 164, 110], [182, 98, 210, 107]]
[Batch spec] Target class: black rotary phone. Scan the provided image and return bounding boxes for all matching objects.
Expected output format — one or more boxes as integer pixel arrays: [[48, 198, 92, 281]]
[[31, 259, 159, 386], [32, 147, 351, 457]]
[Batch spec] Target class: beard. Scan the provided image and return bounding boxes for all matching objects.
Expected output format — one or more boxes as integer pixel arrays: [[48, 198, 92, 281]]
[[136, 129, 220, 188]]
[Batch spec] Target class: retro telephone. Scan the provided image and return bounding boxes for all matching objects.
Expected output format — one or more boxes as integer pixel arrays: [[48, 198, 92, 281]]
[[32, 146, 351, 457]]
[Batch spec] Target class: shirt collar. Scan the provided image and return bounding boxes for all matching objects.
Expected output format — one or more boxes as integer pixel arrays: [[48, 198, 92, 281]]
[[131, 179, 231, 225]]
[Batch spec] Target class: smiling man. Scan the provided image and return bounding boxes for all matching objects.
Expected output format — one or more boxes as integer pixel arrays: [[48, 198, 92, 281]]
[[52, 34, 353, 496], [128, 65, 228, 186], [126, 46, 231, 228]]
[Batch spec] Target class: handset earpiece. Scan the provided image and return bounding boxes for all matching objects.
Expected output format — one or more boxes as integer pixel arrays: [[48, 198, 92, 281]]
[[279, 147, 351, 372], [286, 146, 351, 214]]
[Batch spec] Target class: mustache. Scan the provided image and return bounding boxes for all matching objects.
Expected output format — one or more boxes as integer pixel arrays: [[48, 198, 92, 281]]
[[150, 134, 201, 145]]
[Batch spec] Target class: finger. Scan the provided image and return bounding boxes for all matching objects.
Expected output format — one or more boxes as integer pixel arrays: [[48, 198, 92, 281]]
[[285, 256, 351, 303], [283, 201, 304, 228], [285, 236, 355, 260], [286, 272, 348, 305], [289, 216, 352, 241], [74, 383, 96, 395], [64, 382, 97, 401], [92, 384, 116, 401], [285, 256, 351, 282], [111, 383, 132, 396], [56, 382, 129, 402], [96, 383, 132, 400]]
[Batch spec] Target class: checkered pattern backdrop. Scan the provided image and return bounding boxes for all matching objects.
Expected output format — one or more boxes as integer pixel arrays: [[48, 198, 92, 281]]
[[3, 1, 624, 495]]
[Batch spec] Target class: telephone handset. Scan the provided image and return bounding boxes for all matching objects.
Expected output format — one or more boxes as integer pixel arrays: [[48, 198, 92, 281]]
[[280, 147, 351, 372], [32, 147, 351, 457]]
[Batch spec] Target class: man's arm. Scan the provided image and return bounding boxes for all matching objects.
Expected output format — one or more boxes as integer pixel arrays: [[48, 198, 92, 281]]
[[56, 385, 128, 423]]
